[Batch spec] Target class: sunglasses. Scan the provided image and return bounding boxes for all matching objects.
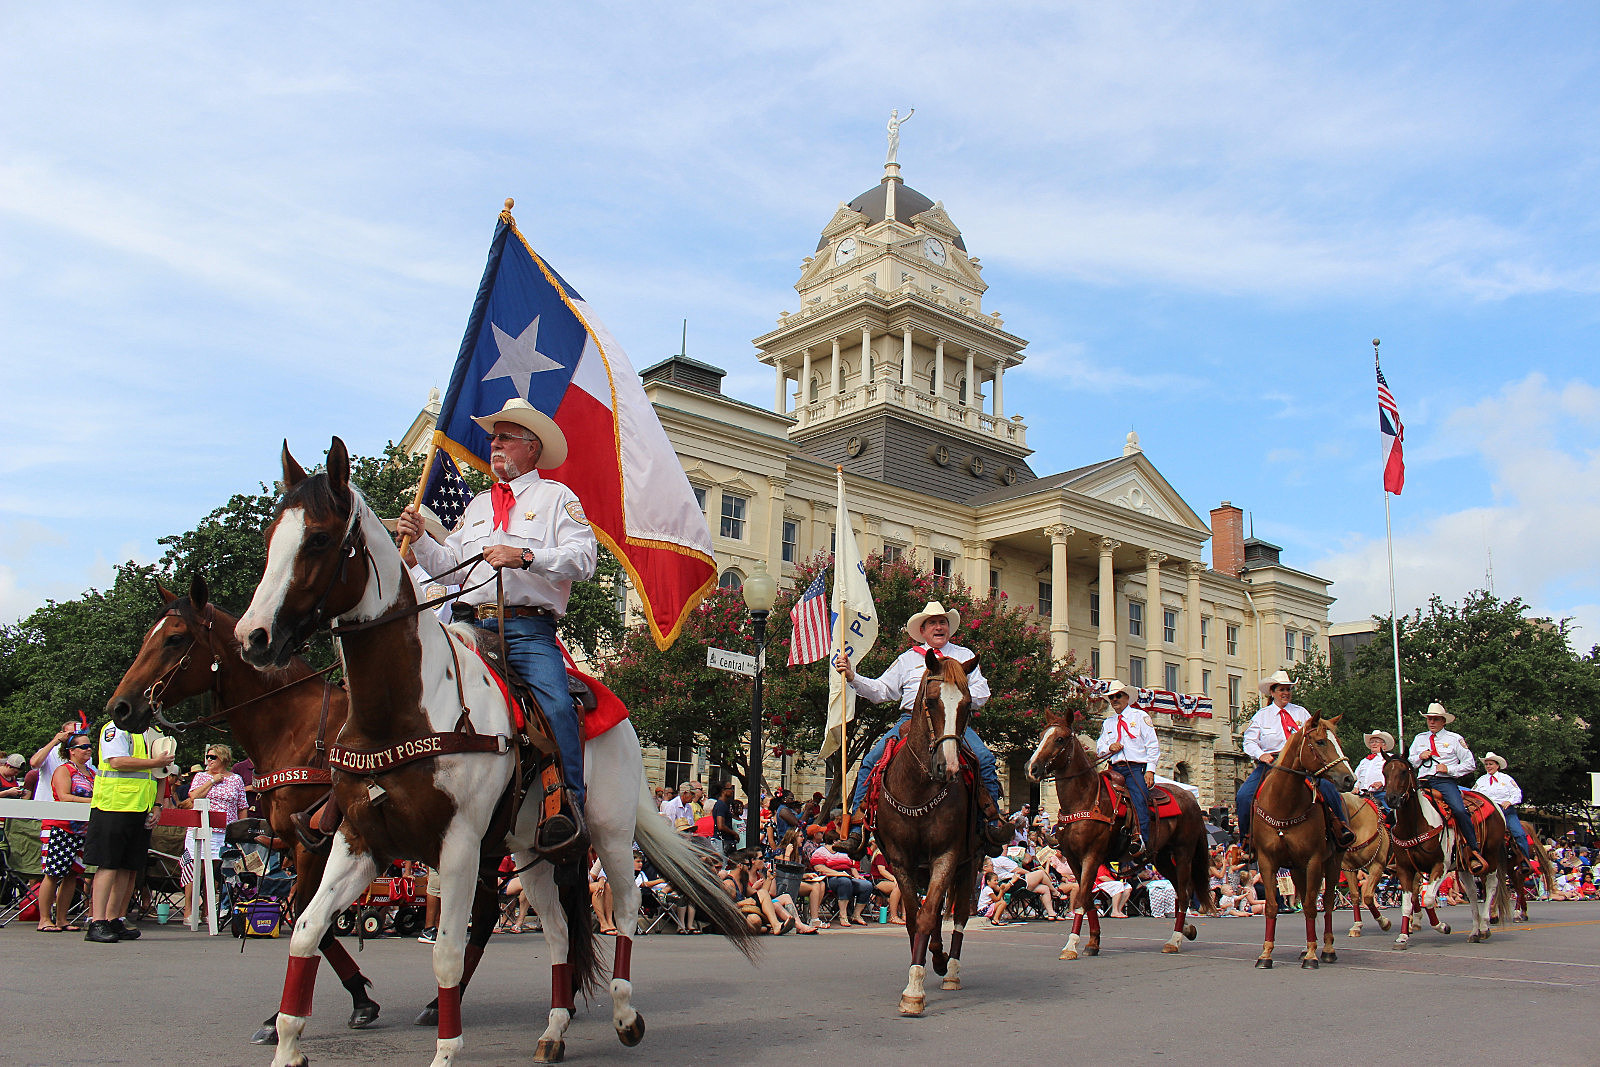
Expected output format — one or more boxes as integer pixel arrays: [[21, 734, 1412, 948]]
[[69, 743, 93, 750], [207, 754, 227, 761], [485, 432, 537, 445]]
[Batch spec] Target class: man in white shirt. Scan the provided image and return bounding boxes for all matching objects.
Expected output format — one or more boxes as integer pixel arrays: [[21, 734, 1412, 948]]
[[835, 601, 1008, 853], [659, 782, 696, 830], [1095, 681, 1160, 857], [399, 398, 596, 850], [1408, 702, 1486, 875], [1233, 670, 1356, 856], [1353, 729, 1393, 818], [1472, 752, 1529, 862]]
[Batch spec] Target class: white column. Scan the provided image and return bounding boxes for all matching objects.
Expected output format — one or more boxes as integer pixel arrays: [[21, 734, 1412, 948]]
[[901, 327, 913, 385], [1048, 524, 1073, 662], [831, 338, 842, 396], [800, 348, 812, 405], [861, 327, 872, 388], [767, 477, 789, 571], [1185, 561, 1204, 693], [933, 338, 945, 399], [965, 349, 976, 405], [774, 361, 786, 413], [993, 364, 1004, 418], [1145, 551, 1166, 687], [1098, 538, 1119, 674]]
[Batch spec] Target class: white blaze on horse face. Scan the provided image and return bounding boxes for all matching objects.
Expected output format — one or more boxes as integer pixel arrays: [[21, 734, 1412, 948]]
[[1027, 724, 1060, 781], [237, 508, 307, 648], [938, 681, 963, 777]]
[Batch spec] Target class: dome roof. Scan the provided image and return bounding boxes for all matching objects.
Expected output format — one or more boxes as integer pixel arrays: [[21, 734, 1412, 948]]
[[816, 178, 966, 252]]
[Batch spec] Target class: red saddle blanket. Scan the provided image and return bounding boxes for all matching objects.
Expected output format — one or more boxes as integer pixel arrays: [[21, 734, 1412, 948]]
[[1422, 788, 1496, 836], [1103, 774, 1184, 820], [464, 642, 629, 741]]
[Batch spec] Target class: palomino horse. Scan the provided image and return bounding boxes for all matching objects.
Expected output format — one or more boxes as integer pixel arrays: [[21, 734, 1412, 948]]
[[873, 649, 982, 1016], [1506, 833, 1558, 923], [107, 574, 391, 1044], [1025, 707, 1213, 961], [1249, 713, 1355, 968], [1339, 793, 1393, 937], [237, 439, 755, 1067], [1381, 755, 1509, 949]]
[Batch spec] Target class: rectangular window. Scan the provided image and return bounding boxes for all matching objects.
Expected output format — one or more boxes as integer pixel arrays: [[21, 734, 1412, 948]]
[[1202, 669, 1212, 696], [883, 542, 904, 563], [1285, 629, 1297, 661], [692, 486, 707, 513], [1037, 581, 1052, 618], [781, 519, 798, 564], [1089, 592, 1100, 627], [1164, 663, 1180, 692], [932, 555, 953, 587], [1228, 676, 1242, 718], [664, 743, 694, 790], [1128, 601, 1143, 638], [1200, 616, 1210, 650], [1302, 632, 1314, 658], [1226, 624, 1239, 657], [719, 493, 747, 540], [1129, 656, 1145, 688], [1163, 609, 1177, 644], [1090, 648, 1100, 676], [990, 569, 1001, 599]]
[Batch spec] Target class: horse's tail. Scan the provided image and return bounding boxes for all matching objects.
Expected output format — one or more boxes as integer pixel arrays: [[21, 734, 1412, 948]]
[[1491, 852, 1514, 921], [560, 873, 604, 1002], [632, 782, 761, 961], [1189, 823, 1216, 915], [1527, 833, 1558, 893]]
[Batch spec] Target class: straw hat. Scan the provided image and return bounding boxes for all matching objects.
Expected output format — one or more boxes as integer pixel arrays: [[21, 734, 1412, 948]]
[[1482, 752, 1508, 771], [1258, 668, 1295, 696], [471, 398, 568, 469], [1363, 730, 1396, 750], [1423, 702, 1456, 724], [1099, 679, 1137, 703], [905, 601, 962, 642]]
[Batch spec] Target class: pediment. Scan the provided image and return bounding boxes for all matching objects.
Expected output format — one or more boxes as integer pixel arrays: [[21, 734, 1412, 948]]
[[682, 462, 715, 487], [1071, 455, 1208, 534], [719, 476, 759, 496]]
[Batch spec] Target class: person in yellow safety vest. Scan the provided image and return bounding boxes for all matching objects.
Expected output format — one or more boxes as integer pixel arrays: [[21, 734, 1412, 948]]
[[82, 720, 177, 944]]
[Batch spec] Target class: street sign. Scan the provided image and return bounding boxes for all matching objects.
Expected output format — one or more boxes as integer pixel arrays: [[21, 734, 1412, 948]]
[[706, 646, 756, 677]]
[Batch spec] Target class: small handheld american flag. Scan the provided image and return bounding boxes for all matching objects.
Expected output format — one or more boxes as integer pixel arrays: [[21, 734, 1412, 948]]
[[421, 449, 473, 531], [787, 573, 833, 666]]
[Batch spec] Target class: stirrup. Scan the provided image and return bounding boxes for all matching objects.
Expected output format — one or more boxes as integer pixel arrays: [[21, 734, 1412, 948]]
[[290, 810, 332, 854], [535, 789, 588, 865]]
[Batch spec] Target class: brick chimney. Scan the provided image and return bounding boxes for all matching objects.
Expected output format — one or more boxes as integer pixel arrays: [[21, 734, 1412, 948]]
[[1211, 501, 1244, 577]]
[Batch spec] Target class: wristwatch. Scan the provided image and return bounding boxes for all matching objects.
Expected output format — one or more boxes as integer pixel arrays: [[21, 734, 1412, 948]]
[[520, 548, 534, 570]]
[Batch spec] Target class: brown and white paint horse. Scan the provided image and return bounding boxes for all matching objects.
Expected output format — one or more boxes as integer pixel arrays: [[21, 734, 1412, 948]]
[[237, 439, 755, 1067], [1338, 792, 1393, 937], [1025, 705, 1213, 961]]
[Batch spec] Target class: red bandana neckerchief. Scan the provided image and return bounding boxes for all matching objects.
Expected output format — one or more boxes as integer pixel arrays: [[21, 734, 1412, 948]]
[[491, 482, 516, 531]]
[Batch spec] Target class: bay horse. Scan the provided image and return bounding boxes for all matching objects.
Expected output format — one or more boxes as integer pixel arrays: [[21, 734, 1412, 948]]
[[1248, 712, 1355, 968], [873, 649, 982, 1016], [1381, 754, 1510, 949], [1506, 833, 1558, 923], [1025, 705, 1213, 961], [237, 438, 756, 1067], [1338, 793, 1393, 937]]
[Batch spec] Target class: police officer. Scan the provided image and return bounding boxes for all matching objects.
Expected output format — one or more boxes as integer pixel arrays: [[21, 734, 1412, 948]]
[[1094, 680, 1159, 858], [1234, 669, 1356, 857], [81, 720, 176, 942], [400, 398, 597, 849], [1408, 702, 1487, 876]]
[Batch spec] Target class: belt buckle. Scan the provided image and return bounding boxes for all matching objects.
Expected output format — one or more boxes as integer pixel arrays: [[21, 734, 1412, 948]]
[[474, 604, 498, 621]]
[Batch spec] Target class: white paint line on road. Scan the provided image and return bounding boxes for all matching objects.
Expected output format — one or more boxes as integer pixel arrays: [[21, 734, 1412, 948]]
[[1186, 956, 1589, 989]]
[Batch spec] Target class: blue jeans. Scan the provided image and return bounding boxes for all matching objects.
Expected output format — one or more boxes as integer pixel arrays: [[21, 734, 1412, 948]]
[[1501, 806, 1530, 858], [1235, 762, 1346, 840], [1111, 762, 1154, 844], [480, 615, 583, 805], [826, 875, 873, 903], [850, 712, 1000, 810], [1421, 777, 1479, 853]]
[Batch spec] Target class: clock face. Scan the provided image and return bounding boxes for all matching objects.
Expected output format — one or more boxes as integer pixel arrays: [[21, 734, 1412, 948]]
[[922, 237, 946, 265], [835, 238, 857, 266]]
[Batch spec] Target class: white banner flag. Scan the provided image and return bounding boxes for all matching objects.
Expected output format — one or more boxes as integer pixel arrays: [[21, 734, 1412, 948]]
[[823, 468, 878, 759]]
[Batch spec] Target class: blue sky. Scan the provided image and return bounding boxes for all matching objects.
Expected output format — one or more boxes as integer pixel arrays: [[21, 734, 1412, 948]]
[[4, 3, 1599, 645]]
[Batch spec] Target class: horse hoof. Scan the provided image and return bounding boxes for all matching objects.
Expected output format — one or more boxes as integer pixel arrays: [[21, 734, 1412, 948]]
[[415, 1007, 439, 1027], [250, 1024, 278, 1046], [1254, 957, 1273, 969], [1183, 924, 1197, 941], [1378, 917, 1393, 932], [534, 1038, 565, 1063], [348, 1002, 380, 1029], [1392, 941, 1408, 951], [1490, 914, 1501, 925], [617, 1012, 645, 1047], [1467, 932, 1481, 944], [1058, 949, 1078, 961], [1319, 951, 1337, 963], [1439, 923, 1451, 935], [1301, 956, 1319, 970], [1085, 945, 1100, 957], [941, 977, 961, 991], [931, 955, 949, 977], [899, 995, 926, 1016], [1162, 943, 1180, 954], [1347, 928, 1361, 938]]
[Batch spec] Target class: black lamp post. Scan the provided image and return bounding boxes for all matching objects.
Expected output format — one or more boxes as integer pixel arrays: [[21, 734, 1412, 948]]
[[741, 560, 777, 850]]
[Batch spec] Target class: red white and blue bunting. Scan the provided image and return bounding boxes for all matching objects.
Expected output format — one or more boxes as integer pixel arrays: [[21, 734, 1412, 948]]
[[1075, 676, 1214, 720]]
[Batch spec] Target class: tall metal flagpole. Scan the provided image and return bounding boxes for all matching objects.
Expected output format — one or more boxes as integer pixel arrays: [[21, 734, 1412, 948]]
[[1376, 339, 1405, 742], [833, 466, 853, 835]]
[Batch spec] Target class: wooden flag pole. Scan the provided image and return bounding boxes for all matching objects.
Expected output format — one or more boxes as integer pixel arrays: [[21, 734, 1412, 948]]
[[397, 433, 441, 559]]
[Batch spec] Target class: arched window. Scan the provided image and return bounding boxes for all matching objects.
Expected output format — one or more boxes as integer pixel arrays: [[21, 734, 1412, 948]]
[[958, 376, 968, 404], [809, 377, 820, 402], [1174, 761, 1191, 784], [719, 569, 744, 591], [866, 350, 875, 381]]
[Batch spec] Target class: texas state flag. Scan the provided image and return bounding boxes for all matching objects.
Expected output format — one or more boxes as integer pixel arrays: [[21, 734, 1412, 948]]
[[432, 202, 716, 648]]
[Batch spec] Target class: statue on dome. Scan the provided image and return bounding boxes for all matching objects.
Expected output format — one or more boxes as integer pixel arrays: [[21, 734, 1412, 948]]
[[886, 107, 914, 164]]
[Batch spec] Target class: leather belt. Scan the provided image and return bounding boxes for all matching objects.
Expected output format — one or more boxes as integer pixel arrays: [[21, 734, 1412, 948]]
[[471, 603, 556, 621]]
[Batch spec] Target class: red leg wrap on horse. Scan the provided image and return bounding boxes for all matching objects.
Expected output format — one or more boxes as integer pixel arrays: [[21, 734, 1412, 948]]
[[1426, 908, 1440, 925], [281, 955, 320, 1018], [460, 943, 485, 991], [551, 963, 575, 1011], [1071, 912, 1084, 935], [322, 937, 361, 982], [614, 935, 633, 981], [436, 985, 462, 1040]]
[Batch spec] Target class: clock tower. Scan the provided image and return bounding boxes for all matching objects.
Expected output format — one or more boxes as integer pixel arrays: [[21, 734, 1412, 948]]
[[756, 154, 1034, 501]]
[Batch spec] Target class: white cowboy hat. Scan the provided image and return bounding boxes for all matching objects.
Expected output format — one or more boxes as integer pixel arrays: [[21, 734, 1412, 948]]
[[471, 398, 568, 469], [905, 601, 961, 642], [1363, 730, 1396, 750], [1257, 668, 1295, 696], [381, 510, 450, 543], [1423, 701, 1456, 724], [1098, 679, 1137, 703], [1482, 751, 1508, 770]]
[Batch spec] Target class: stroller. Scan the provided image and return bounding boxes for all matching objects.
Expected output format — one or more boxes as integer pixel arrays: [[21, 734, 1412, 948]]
[[224, 818, 295, 940]]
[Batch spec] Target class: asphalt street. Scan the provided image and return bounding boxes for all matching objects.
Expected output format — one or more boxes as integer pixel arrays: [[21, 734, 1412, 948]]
[[4, 900, 1597, 1066]]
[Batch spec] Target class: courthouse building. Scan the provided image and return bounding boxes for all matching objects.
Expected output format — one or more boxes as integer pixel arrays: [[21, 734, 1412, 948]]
[[408, 156, 1336, 809]]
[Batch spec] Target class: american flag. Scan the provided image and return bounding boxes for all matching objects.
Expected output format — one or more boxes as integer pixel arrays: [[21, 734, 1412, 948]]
[[421, 448, 472, 530], [788, 573, 832, 666], [1377, 355, 1405, 495]]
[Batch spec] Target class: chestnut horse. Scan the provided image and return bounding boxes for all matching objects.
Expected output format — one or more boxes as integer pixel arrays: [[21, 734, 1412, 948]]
[[1381, 755, 1510, 948], [1249, 712, 1355, 968], [1339, 793, 1393, 937], [237, 439, 755, 1067], [873, 649, 982, 1016], [1025, 706, 1213, 961]]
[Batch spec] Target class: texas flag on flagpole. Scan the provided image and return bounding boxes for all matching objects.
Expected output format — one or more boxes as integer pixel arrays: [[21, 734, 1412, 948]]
[[1376, 353, 1405, 495], [430, 200, 716, 649]]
